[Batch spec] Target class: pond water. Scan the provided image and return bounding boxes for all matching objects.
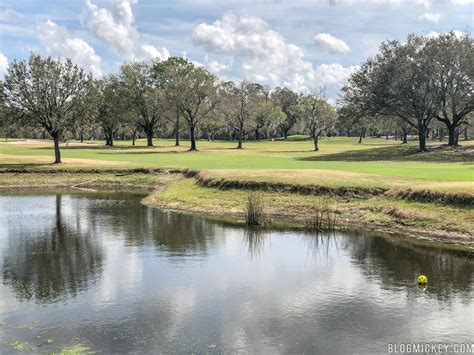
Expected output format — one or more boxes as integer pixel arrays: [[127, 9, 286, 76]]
[[0, 191, 472, 354]]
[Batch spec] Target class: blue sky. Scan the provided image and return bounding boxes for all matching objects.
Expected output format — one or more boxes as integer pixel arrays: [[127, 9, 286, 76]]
[[0, 0, 472, 99]]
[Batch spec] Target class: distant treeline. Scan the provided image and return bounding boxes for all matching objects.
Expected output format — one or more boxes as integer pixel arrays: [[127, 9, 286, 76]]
[[0, 31, 472, 162]]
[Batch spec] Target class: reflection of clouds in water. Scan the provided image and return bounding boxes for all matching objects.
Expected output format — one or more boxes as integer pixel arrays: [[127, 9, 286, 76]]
[[163, 287, 198, 340], [94, 245, 143, 305], [0, 192, 472, 353]]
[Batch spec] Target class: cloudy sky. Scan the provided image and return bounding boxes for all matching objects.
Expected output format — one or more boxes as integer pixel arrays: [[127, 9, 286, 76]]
[[0, 0, 472, 99]]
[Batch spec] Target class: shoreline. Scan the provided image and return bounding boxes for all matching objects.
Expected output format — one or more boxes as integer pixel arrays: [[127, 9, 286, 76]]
[[0, 169, 472, 249]]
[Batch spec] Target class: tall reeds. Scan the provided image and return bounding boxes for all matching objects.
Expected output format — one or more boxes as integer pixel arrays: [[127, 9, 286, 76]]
[[303, 198, 337, 232], [245, 192, 267, 226]]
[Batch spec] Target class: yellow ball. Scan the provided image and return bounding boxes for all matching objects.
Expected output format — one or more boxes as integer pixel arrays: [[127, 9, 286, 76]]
[[418, 275, 428, 284]]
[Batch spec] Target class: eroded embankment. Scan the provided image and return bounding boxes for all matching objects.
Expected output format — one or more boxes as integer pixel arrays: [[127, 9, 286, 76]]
[[1, 167, 473, 206], [182, 169, 474, 206]]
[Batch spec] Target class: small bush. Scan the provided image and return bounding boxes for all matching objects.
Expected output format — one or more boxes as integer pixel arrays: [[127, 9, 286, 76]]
[[245, 192, 267, 226]]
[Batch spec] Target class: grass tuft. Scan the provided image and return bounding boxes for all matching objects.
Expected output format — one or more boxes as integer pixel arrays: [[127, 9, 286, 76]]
[[245, 192, 267, 226]]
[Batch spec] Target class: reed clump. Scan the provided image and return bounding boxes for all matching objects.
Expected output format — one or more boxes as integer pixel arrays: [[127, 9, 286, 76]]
[[303, 199, 337, 232], [244, 192, 267, 226]]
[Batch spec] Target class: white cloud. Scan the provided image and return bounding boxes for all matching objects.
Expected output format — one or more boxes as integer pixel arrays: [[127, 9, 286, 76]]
[[37, 19, 103, 77], [204, 55, 233, 76], [314, 33, 350, 54], [314, 63, 359, 86], [426, 29, 466, 38], [82, 0, 169, 62], [419, 12, 441, 23], [0, 53, 8, 78], [0, 9, 24, 22], [192, 13, 316, 92]]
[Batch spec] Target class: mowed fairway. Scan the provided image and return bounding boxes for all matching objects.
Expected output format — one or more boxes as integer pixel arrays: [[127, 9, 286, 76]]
[[1, 137, 473, 192]]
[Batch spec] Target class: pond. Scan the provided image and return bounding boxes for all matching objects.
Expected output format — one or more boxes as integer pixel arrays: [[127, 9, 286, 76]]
[[0, 191, 472, 354]]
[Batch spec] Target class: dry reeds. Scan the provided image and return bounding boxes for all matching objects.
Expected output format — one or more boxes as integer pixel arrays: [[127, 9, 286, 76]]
[[245, 192, 267, 226], [303, 199, 337, 232]]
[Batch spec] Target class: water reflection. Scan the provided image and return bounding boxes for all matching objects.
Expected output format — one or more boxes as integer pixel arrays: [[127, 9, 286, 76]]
[[1, 194, 103, 303], [243, 228, 268, 256], [347, 232, 474, 299], [0, 191, 472, 354]]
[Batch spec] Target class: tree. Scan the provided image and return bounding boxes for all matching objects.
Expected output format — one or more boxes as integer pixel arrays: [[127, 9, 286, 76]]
[[222, 81, 264, 149], [154, 57, 218, 151], [71, 79, 98, 143], [425, 32, 474, 146], [121, 62, 165, 147], [299, 91, 337, 151], [96, 75, 127, 146], [341, 35, 437, 151], [272, 87, 300, 139], [3, 53, 90, 163]]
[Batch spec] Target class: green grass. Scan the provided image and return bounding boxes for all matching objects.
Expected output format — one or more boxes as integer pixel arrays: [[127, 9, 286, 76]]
[[143, 177, 473, 240], [1, 137, 473, 191]]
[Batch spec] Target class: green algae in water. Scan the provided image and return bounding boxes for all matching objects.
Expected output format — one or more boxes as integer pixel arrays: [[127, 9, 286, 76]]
[[10, 341, 36, 351], [16, 321, 39, 330], [54, 345, 91, 354]]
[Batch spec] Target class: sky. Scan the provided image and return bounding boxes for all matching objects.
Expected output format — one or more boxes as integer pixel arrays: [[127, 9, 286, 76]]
[[0, 0, 472, 100]]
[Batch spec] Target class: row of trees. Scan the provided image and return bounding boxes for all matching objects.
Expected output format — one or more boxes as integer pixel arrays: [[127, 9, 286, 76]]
[[1, 55, 339, 162], [339, 31, 473, 152], [1, 31, 472, 162]]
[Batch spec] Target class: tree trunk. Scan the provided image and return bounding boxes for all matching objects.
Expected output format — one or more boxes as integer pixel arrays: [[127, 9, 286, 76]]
[[447, 124, 456, 146], [418, 127, 427, 152], [454, 128, 460, 146], [132, 130, 136, 146], [146, 130, 153, 147], [402, 128, 408, 144], [237, 123, 244, 149], [313, 134, 319, 152], [358, 131, 363, 144], [52, 133, 61, 164], [189, 124, 197, 151], [464, 128, 468, 141], [80, 132, 84, 143], [175, 117, 180, 146]]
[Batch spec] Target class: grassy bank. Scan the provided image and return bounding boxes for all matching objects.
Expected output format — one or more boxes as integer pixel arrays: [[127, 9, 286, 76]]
[[0, 171, 172, 189], [142, 176, 473, 244]]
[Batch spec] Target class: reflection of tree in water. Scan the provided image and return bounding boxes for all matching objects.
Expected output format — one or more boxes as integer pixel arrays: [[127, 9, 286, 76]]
[[150, 211, 217, 256], [347, 233, 474, 300], [2, 195, 103, 303], [81, 193, 217, 255]]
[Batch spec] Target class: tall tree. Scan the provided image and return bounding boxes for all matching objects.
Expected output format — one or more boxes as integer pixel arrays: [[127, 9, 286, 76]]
[[272, 87, 300, 139], [3, 53, 90, 163], [222, 81, 263, 149], [426, 32, 474, 146], [341, 35, 437, 151], [121, 62, 164, 147], [154, 57, 218, 151], [299, 91, 337, 151], [96, 75, 127, 146]]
